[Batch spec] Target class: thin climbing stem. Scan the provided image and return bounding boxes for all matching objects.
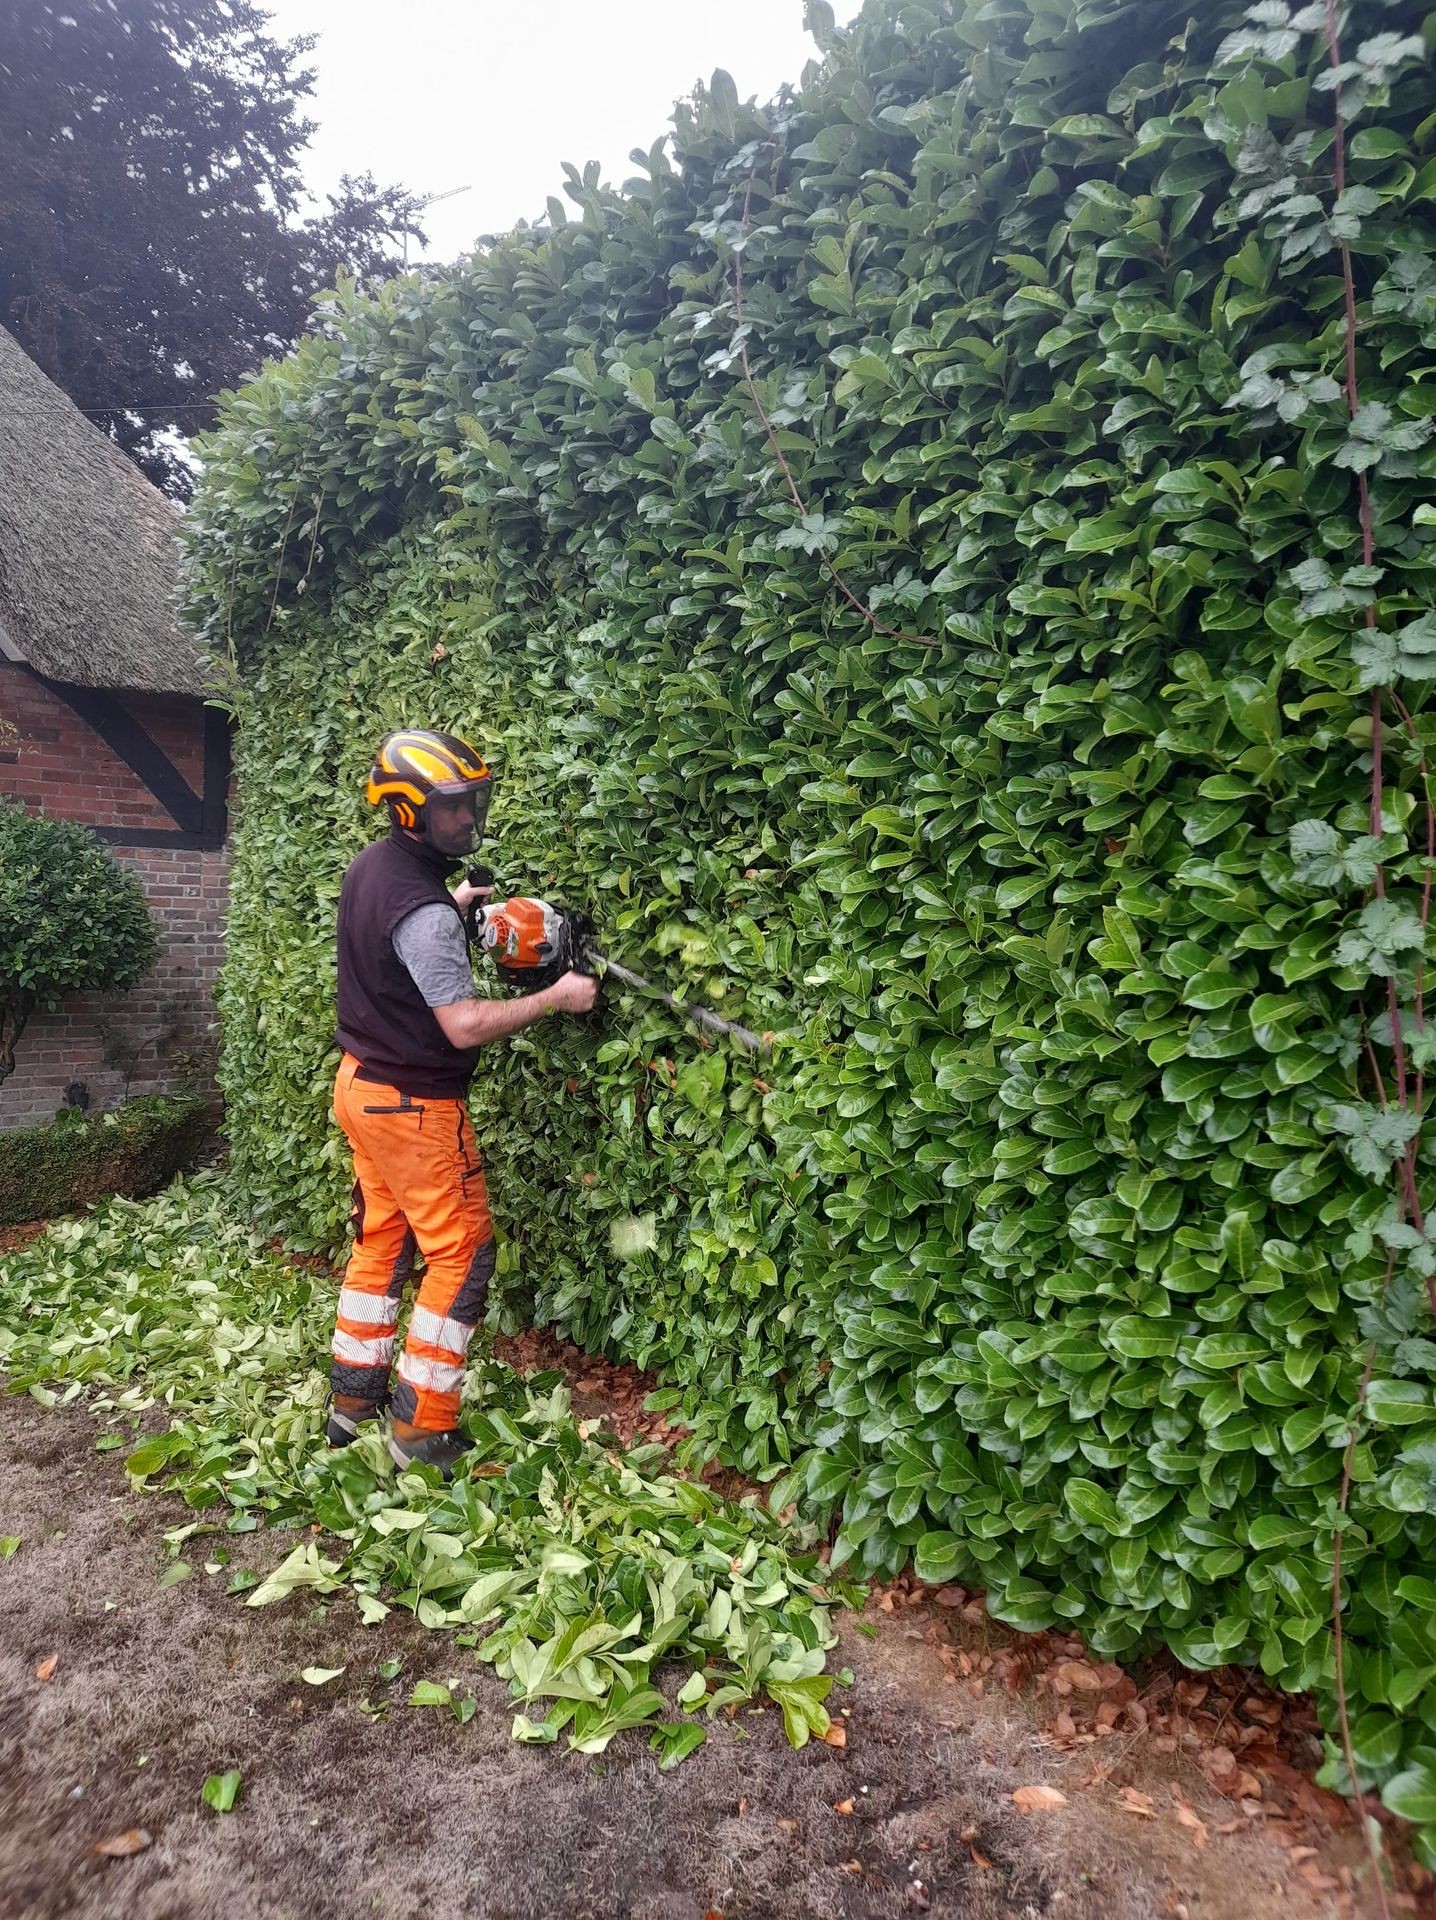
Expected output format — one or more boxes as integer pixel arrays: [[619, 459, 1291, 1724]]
[[1331, 1284, 1389, 1920], [732, 172, 935, 649], [1323, 6, 1404, 1911]]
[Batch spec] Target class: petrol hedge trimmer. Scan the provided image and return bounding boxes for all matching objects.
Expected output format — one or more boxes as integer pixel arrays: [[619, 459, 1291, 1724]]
[[465, 868, 769, 1054]]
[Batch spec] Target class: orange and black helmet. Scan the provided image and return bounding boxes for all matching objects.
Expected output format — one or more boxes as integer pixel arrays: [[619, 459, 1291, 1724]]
[[366, 729, 492, 833]]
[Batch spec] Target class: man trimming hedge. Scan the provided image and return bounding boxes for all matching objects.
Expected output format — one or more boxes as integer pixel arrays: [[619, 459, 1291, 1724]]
[[326, 728, 596, 1475]]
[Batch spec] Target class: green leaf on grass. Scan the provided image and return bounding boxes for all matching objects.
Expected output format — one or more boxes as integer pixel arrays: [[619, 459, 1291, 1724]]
[[649, 1722, 707, 1769], [201, 1769, 242, 1813]]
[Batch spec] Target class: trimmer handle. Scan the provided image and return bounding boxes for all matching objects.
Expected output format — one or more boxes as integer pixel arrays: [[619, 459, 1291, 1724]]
[[463, 865, 497, 944]]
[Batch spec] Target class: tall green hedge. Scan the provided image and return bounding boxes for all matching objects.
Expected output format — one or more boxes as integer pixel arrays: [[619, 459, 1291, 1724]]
[[188, 0, 1436, 1850]]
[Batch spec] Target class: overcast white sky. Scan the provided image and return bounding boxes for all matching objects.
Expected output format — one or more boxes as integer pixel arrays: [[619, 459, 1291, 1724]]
[[261, 1, 848, 262]]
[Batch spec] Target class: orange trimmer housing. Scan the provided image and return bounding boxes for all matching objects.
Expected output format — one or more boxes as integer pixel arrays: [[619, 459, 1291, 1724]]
[[471, 895, 593, 994]]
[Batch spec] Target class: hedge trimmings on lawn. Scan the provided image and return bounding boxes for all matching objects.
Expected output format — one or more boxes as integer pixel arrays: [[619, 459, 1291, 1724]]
[[0, 1180, 850, 1759]]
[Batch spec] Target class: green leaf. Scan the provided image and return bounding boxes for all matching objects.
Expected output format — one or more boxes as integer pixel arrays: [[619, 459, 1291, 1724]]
[[1044, 1141, 1102, 1176], [767, 1675, 833, 1749], [676, 1671, 708, 1709], [245, 1543, 344, 1608], [1249, 1514, 1310, 1551], [301, 1666, 345, 1686], [125, 1431, 191, 1480], [649, 1721, 707, 1769], [1065, 1480, 1121, 1533], [408, 1681, 453, 1707], [609, 1214, 658, 1259], [1366, 1379, 1432, 1425], [913, 1531, 967, 1583], [202, 1769, 242, 1814], [1191, 1333, 1269, 1370], [995, 871, 1050, 910], [1384, 1766, 1436, 1824], [512, 1712, 562, 1744], [1220, 1212, 1258, 1280]]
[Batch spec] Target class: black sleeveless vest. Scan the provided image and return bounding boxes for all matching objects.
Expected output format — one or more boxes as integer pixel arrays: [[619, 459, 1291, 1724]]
[[333, 830, 479, 1099]]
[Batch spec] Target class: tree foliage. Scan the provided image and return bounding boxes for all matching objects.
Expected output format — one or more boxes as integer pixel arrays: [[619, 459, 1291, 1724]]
[[0, 806, 156, 1082], [187, 0, 1436, 1858], [0, 0, 422, 493]]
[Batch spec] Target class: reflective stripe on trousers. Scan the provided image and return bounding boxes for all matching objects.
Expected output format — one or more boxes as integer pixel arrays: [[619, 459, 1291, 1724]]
[[329, 1052, 495, 1432]]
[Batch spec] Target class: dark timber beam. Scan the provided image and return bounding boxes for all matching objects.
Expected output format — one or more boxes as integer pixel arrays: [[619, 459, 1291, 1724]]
[[23, 667, 231, 850]]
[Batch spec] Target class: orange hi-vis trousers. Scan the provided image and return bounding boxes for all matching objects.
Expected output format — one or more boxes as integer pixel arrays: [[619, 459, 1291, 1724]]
[[330, 1052, 495, 1434]]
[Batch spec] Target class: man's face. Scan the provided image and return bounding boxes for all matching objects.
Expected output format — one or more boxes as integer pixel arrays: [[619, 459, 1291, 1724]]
[[423, 788, 482, 857]]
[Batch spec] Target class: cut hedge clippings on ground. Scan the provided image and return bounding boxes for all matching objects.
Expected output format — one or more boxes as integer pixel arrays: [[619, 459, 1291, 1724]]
[[0, 1183, 854, 1762]]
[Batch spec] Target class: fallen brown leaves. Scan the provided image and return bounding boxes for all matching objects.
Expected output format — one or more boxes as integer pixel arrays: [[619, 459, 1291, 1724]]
[[1169, 1784, 1208, 1850], [1199, 1744, 1263, 1803], [492, 1327, 706, 1460], [0, 1220, 48, 1255], [1012, 1785, 1068, 1813], [892, 1579, 1348, 1853], [1052, 1658, 1112, 1696], [90, 1829, 151, 1859], [35, 1654, 57, 1682], [1175, 1808, 1208, 1850], [858, 1566, 1436, 1909], [961, 1826, 994, 1870]]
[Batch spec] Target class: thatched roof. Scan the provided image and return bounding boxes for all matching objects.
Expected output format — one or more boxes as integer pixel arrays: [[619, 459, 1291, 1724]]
[[0, 327, 212, 696]]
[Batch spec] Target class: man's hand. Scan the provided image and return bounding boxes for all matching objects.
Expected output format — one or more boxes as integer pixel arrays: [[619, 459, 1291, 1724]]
[[452, 877, 494, 915], [550, 969, 599, 1014]]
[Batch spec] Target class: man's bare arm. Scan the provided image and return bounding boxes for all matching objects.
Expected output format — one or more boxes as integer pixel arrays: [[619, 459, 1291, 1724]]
[[432, 969, 596, 1049]]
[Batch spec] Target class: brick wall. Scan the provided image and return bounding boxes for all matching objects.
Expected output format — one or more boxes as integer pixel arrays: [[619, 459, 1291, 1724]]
[[0, 662, 232, 1131]]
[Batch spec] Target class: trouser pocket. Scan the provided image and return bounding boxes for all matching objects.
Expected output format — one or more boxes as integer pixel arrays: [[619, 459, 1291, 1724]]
[[454, 1109, 484, 1181], [362, 1093, 427, 1118]]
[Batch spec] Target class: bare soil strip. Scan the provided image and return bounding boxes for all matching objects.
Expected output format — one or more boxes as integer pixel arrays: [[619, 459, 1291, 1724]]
[[1, 1388, 1422, 1920]]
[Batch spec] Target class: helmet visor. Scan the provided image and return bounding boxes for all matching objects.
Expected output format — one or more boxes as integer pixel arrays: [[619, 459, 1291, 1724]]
[[423, 776, 491, 855]]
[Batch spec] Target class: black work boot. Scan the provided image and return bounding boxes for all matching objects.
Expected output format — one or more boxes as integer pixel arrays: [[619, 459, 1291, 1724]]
[[326, 1392, 389, 1448], [387, 1423, 471, 1479]]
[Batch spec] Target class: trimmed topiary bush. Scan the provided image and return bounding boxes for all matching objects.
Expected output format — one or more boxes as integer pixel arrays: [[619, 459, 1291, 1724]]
[[0, 805, 158, 1084], [0, 1093, 211, 1225]]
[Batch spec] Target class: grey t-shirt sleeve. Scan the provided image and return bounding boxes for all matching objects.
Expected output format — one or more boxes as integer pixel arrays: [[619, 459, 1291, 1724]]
[[392, 903, 477, 1009]]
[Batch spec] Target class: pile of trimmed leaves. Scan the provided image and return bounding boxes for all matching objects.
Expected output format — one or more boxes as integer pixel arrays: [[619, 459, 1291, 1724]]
[[0, 1177, 849, 1760]]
